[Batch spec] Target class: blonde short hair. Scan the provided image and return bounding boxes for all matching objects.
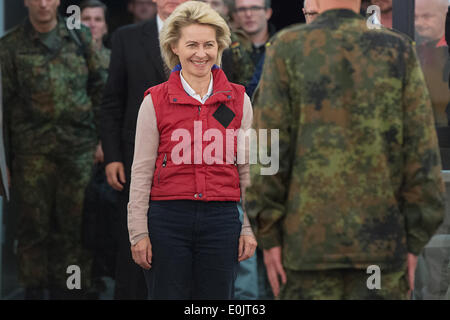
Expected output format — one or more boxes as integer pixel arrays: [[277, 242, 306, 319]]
[[159, 1, 231, 69]]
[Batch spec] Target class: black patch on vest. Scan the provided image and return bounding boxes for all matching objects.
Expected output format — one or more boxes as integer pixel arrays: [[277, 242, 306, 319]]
[[213, 104, 235, 128]]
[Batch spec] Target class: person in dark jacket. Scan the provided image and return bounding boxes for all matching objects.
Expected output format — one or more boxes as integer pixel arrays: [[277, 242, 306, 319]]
[[100, 0, 188, 300]]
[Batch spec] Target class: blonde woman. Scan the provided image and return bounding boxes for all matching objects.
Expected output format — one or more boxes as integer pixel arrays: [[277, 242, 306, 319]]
[[128, 1, 257, 299]]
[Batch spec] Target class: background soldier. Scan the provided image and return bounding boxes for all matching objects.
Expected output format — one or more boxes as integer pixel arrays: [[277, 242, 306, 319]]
[[128, 0, 158, 24], [198, 0, 230, 19], [247, 0, 445, 299], [81, 0, 110, 163], [222, 0, 276, 97], [0, 0, 107, 299]]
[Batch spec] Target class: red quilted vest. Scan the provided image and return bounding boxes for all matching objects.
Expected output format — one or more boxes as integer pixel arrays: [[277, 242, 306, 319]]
[[144, 66, 245, 201]]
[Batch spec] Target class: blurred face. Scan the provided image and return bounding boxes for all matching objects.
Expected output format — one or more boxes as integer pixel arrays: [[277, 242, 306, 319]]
[[81, 7, 108, 42], [199, 0, 229, 17], [303, 0, 319, 24], [234, 0, 272, 36], [415, 0, 447, 42], [24, 0, 60, 25], [171, 24, 218, 79], [371, 0, 392, 13], [128, 0, 157, 22], [152, 0, 189, 20]]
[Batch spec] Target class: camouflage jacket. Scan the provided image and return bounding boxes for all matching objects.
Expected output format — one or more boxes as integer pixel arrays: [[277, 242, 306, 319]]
[[0, 17, 107, 159], [98, 45, 111, 70], [247, 9, 445, 271], [223, 25, 276, 91]]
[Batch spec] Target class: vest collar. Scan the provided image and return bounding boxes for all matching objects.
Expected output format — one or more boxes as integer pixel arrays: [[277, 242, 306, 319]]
[[168, 65, 235, 106]]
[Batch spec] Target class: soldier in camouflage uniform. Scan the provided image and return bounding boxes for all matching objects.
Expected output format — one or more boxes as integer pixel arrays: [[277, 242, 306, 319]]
[[0, 0, 107, 299], [222, 0, 276, 96], [247, 0, 445, 300]]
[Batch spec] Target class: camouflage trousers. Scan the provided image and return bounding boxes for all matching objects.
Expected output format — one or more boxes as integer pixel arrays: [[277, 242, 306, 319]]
[[11, 151, 95, 293], [279, 268, 410, 300]]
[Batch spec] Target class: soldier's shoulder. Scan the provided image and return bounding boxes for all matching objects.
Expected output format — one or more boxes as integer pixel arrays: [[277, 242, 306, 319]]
[[230, 29, 252, 50], [383, 27, 415, 44], [363, 26, 416, 53], [264, 23, 308, 52], [0, 22, 26, 47]]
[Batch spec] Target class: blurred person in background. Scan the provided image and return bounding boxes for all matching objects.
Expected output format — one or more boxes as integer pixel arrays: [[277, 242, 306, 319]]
[[222, 0, 275, 97], [415, 0, 450, 160], [0, 0, 107, 299], [412, 0, 450, 300], [416, 0, 448, 46], [81, 0, 110, 163], [128, 0, 158, 23], [221, 0, 276, 300], [81, 0, 119, 299], [81, 0, 109, 51], [100, 0, 188, 300]]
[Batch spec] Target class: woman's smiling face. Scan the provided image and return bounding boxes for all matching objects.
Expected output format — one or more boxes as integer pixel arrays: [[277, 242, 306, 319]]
[[171, 23, 218, 79]]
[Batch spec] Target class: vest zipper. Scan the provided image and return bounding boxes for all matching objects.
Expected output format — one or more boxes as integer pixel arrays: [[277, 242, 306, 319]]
[[158, 154, 167, 184]]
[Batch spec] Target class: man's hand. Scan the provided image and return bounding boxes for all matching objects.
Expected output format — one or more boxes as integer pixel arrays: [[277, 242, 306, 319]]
[[105, 161, 126, 191], [263, 246, 287, 298], [131, 236, 152, 270], [408, 253, 418, 298], [94, 143, 104, 164], [238, 235, 257, 262]]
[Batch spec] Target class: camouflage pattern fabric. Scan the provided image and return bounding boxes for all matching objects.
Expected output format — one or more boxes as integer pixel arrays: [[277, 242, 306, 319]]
[[0, 17, 107, 158], [246, 9, 445, 272], [279, 268, 409, 300], [12, 152, 94, 291], [226, 30, 259, 89], [0, 17, 107, 292]]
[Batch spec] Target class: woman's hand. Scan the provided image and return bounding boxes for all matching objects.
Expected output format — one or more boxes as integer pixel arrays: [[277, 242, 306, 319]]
[[131, 236, 152, 270], [238, 235, 257, 262]]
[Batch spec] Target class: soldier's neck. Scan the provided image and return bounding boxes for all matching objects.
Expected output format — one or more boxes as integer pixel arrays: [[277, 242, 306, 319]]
[[249, 27, 269, 47], [29, 17, 58, 34], [317, 0, 361, 14]]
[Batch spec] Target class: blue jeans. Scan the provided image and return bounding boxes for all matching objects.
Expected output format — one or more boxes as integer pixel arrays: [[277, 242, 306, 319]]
[[143, 200, 242, 300]]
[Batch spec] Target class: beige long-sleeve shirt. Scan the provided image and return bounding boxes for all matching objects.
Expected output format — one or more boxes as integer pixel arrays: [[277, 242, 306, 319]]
[[127, 81, 254, 246]]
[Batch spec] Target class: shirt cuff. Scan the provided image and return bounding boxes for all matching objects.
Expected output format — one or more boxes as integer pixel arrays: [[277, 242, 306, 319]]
[[130, 233, 149, 246], [257, 227, 282, 250]]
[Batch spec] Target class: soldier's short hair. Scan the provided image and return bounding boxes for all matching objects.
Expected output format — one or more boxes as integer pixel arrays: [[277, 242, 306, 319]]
[[160, 1, 231, 69], [80, 0, 108, 16]]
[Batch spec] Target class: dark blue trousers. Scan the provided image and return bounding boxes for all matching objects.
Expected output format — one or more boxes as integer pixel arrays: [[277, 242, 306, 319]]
[[143, 200, 242, 300]]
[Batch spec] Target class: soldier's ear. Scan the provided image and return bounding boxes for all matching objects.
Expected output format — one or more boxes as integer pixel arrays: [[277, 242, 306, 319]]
[[265, 8, 273, 21]]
